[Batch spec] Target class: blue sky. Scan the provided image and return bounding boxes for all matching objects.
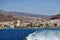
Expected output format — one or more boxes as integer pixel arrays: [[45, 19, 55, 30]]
[[0, 0, 60, 15]]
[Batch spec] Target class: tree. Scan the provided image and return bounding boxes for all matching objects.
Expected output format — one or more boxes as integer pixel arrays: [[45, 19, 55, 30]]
[[26, 24, 30, 28], [38, 24, 43, 27]]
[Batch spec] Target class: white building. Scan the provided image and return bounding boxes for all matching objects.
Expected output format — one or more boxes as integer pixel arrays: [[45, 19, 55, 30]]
[[22, 23, 30, 27], [16, 20, 21, 27], [46, 19, 60, 28], [0, 21, 15, 28]]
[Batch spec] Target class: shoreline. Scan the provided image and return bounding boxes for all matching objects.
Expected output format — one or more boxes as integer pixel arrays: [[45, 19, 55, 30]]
[[0, 28, 60, 30]]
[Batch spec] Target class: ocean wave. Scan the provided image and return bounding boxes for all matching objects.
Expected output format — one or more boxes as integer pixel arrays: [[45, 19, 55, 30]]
[[26, 30, 60, 40]]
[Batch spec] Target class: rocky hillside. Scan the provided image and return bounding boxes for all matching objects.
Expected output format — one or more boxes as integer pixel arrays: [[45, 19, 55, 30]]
[[50, 14, 60, 20], [0, 14, 18, 21]]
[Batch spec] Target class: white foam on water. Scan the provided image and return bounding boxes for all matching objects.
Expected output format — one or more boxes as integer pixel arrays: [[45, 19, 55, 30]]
[[26, 30, 60, 40]]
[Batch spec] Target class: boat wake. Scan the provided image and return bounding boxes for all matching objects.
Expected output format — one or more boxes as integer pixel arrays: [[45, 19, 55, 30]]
[[26, 30, 60, 40]]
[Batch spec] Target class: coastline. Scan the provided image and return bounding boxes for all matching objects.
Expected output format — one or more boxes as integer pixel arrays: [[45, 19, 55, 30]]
[[0, 28, 60, 30]]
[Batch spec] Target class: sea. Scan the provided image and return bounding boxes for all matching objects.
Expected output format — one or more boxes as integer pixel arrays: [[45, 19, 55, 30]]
[[0, 28, 60, 40]]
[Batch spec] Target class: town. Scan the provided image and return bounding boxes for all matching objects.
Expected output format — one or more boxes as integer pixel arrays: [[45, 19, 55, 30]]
[[0, 18, 60, 29]]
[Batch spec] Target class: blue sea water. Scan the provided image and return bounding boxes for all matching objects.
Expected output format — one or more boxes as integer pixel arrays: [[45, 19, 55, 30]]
[[0, 28, 60, 40]]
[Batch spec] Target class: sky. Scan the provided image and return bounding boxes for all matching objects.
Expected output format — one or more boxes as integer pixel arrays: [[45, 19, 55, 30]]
[[0, 0, 60, 15]]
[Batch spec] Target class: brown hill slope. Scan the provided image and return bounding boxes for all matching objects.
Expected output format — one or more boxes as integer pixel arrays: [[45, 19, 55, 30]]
[[50, 14, 60, 20], [0, 14, 18, 21]]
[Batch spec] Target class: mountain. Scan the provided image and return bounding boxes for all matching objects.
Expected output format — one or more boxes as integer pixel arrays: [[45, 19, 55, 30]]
[[0, 10, 50, 18], [49, 14, 60, 20], [0, 10, 51, 22]]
